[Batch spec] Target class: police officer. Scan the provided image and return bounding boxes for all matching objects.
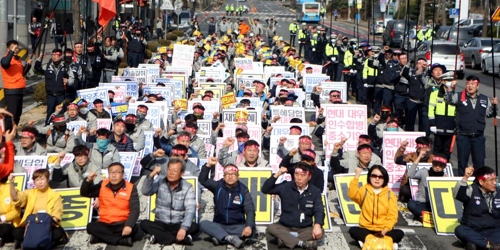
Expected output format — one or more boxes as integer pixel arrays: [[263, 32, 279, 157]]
[[225, 4, 230, 16], [324, 35, 337, 79], [373, 47, 391, 115], [428, 71, 456, 161], [298, 23, 309, 58], [362, 46, 379, 117], [307, 26, 318, 63], [316, 27, 328, 65], [416, 25, 425, 44], [424, 20, 434, 41], [391, 52, 410, 127], [343, 45, 356, 96], [289, 20, 299, 47], [34, 49, 70, 125], [445, 75, 498, 176]]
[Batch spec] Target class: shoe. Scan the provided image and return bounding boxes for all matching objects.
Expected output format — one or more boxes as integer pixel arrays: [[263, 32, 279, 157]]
[[393, 242, 399, 250], [183, 234, 193, 245], [277, 238, 285, 248], [302, 240, 317, 250], [89, 235, 99, 244], [118, 237, 133, 247], [358, 240, 364, 248], [0, 238, 4, 247], [14, 240, 22, 249], [227, 235, 244, 249], [211, 237, 220, 246], [149, 235, 156, 244]]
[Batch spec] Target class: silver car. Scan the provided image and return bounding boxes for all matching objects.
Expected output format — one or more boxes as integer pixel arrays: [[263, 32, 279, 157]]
[[481, 43, 500, 77], [462, 38, 500, 69], [408, 41, 465, 79]]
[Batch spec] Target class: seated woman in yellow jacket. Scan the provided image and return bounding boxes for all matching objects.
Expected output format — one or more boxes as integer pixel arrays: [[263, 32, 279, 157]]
[[348, 165, 404, 249], [9, 169, 67, 246], [0, 175, 21, 247]]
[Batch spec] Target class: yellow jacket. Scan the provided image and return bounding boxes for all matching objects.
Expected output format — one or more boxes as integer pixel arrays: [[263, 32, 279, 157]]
[[15, 188, 63, 227], [0, 183, 21, 227], [348, 177, 398, 232]]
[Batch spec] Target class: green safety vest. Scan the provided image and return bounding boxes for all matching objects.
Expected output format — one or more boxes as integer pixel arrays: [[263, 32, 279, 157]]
[[320, 7, 325, 14], [298, 29, 307, 39], [344, 50, 353, 66], [325, 44, 334, 56], [230, 5, 234, 11], [424, 28, 433, 40], [310, 34, 318, 46], [416, 30, 424, 41], [226, 5, 229, 11], [289, 23, 298, 32]]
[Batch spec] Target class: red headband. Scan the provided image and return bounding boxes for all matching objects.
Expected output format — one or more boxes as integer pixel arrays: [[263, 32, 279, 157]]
[[224, 166, 239, 173], [478, 173, 496, 181], [299, 137, 312, 143], [21, 131, 35, 138], [295, 168, 311, 176], [290, 128, 301, 134], [432, 156, 448, 165], [244, 144, 259, 150], [114, 120, 126, 126], [53, 116, 66, 123], [67, 103, 79, 109], [52, 52, 62, 55], [302, 150, 316, 159], [416, 143, 429, 149], [172, 149, 187, 155], [94, 103, 103, 107], [193, 107, 204, 113], [185, 126, 197, 133], [177, 134, 191, 141]]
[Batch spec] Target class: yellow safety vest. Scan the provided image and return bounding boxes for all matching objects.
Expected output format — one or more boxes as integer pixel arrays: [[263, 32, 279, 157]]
[[230, 5, 234, 11], [226, 5, 229, 11], [325, 44, 334, 56], [298, 29, 307, 39], [310, 34, 318, 46], [289, 23, 298, 32], [344, 50, 353, 66], [320, 7, 325, 14], [363, 58, 378, 79], [428, 90, 455, 118]]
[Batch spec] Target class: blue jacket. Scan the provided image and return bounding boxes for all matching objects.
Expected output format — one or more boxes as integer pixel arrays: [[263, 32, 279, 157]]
[[456, 183, 500, 230], [199, 164, 256, 227]]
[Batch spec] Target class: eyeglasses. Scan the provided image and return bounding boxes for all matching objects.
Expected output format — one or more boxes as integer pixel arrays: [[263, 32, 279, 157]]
[[370, 174, 384, 180], [108, 171, 123, 175]]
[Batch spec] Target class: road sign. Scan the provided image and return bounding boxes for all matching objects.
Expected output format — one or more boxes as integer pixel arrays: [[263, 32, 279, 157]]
[[492, 7, 500, 21], [449, 8, 459, 18], [160, 0, 174, 10]]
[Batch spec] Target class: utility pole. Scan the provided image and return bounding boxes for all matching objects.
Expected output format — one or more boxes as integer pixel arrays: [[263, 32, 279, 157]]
[[0, 0, 8, 63]]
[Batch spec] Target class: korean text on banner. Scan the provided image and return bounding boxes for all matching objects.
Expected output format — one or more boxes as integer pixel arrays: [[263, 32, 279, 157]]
[[239, 168, 274, 224], [221, 92, 237, 109], [77, 87, 109, 110], [8, 173, 27, 191], [269, 135, 300, 173], [14, 156, 48, 189], [123, 68, 147, 85], [234, 58, 254, 71], [149, 177, 199, 222], [270, 106, 305, 123], [56, 188, 93, 230], [323, 104, 367, 158], [47, 153, 75, 168], [172, 44, 195, 71], [427, 177, 474, 236], [174, 99, 188, 110], [382, 132, 425, 194], [334, 173, 368, 226], [119, 152, 138, 181]]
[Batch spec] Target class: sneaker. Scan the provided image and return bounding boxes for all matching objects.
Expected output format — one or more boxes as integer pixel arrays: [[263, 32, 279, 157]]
[[393, 242, 399, 250], [277, 238, 285, 248], [227, 235, 244, 249], [358, 240, 364, 248], [149, 235, 157, 244], [183, 235, 193, 245], [118, 237, 133, 247], [211, 237, 220, 246], [302, 240, 318, 250], [89, 235, 99, 244], [465, 242, 477, 250]]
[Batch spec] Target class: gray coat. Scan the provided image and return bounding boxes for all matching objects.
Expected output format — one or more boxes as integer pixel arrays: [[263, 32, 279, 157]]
[[53, 161, 102, 187], [127, 127, 145, 151], [76, 136, 121, 168]]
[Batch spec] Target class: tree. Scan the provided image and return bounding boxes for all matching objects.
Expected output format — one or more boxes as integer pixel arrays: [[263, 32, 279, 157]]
[[72, 0, 81, 42]]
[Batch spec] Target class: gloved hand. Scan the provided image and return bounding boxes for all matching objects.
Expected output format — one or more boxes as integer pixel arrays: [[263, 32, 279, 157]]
[[312, 48, 316, 52], [430, 126, 437, 133], [331, 57, 337, 62]]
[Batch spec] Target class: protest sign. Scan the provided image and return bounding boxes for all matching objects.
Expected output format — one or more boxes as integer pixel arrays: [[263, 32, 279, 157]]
[[128, 103, 162, 128], [156, 78, 184, 99], [14, 156, 48, 189], [234, 58, 254, 71], [302, 74, 330, 93], [112, 76, 136, 82], [96, 118, 112, 130], [197, 120, 212, 137], [269, 135, 300, 172], [407, 163, 454, 200], [300, 64, 323, 75], [172, 44, 195, 72], [8, 173, 27, 191], [118, 152, 138, 181], [110, 103, 128, 117], [319, 82, 348, 103], [239, 168, 274, 224], [47, 153, 75, 168], [334, 173, 367, 226], [77, 87, 109, 110], [123, 68, 147, 84], [57, 188, 93, 230], [269, 123, 310, 136], [270, 106, 305, 123], [222, 109, 262, 125], [142, 86, 173, 104]]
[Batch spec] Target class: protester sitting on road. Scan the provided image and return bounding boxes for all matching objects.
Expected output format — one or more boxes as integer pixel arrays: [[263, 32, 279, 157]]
[[262, 162, 324, 250], [140, 159, 198, 245], [13, 126, 46, 173], [52, 144, 102, 188], [454, 166, 500, 250], [0, 174, 21, 247], [10, 169, 67, 248], [33, 114, 76, 154], [348, 165, 404, 249], [81, 162, 140, 246], [76, 127, 120, 168], [199, 158, 256, 248], [407, 153, 448, 221]]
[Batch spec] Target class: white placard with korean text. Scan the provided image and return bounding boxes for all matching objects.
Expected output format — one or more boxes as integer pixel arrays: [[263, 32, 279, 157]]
[[234, 58, 254, 71], [155, 78, 183, 100], [118, 152, 138, 181], [99, 83, 128, 103], [172, 44, 195, 72], [319, 82, 348, 103], [96, 119, 112, 130], [127, 103, 162, 129], [138, 64, 160, 85], [408, 163, 454, 200], [269, 135, 300, 173], [14, 156, 48, 189], [303, 74, 330, 93], [269, 123, 310, 136], [123, 68, 147, 84], [270, 106, 305, 123], [382, 132, 425, 195], [77, 88, 109, 110], [221, 109, 262, 126]]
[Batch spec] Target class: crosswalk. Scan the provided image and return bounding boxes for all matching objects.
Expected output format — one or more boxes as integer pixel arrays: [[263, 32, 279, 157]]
[[0, 176, 463, 250]]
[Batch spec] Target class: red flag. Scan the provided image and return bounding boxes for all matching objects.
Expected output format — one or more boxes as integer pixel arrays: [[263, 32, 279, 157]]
[[92, 0, 116, 27]]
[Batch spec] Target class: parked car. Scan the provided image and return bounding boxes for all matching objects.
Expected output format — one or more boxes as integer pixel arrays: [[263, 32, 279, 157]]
[[382, 19, 416, 48], [435, 26, 453, 40], [408, 41, 465, 79], [481, 43, 500, 77], [462, 38, 500, 69], [454, 19, 485, 27], [443, 26, 479, 47], [370, 20, 384, 35]]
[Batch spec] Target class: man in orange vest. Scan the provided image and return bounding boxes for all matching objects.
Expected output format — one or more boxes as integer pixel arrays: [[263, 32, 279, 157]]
[[81, 162, 140, 246], [1, 40, 31, 128]]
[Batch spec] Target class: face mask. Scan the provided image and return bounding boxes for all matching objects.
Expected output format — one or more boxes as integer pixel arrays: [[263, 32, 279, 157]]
[[428, 167, 445, 177], [79, 108, 89, 115], [380, 112, 390, 121], [343, 41, 348, 45], [238, 142, 245, 154], [279, 97, 288, 103], [386, 127, 398, 132], [96, 138, 109, 152], [55, 125, 67, 133], [64, 56, 72, 63], [125, 123, 136, 132], [167, 54, 172, 57], [136, 112, 146, 121], [194, 114, 204, 119]]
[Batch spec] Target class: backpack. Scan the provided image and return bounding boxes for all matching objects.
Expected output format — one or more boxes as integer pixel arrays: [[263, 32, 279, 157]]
[[22, 213, 53, 250]]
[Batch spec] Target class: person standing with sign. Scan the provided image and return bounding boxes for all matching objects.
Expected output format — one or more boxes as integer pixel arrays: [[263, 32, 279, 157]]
[[406, 153, 448, 222], [82, 162, 140, 246], [199, 158, 256, 248], [348, 165, 404, 249], [262, 162, 324, 250], [454, 166, 500, 249], [140, 159, 198, 245], [444, 76, 498, 176]]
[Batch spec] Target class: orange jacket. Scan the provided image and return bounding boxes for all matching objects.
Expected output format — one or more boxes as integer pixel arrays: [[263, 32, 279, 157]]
[[98, 179, 133, 224], [239, 23, 250, 35], [1, 52, 26, 89], [0, 142, 14, 179]]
